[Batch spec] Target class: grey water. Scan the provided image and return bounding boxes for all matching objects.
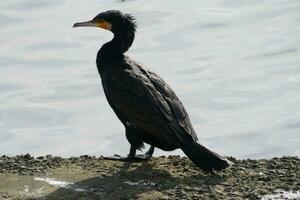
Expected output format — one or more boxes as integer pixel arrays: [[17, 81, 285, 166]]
[[0, 0, 299, 159]]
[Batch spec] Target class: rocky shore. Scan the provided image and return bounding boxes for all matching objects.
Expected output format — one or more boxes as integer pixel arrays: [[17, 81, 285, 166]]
[[0, 155, 299, 199]]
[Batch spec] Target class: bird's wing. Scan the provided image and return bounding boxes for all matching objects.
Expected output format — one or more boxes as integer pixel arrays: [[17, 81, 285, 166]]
[[147, 69, 198, 139], [106, 60, 198, 146]]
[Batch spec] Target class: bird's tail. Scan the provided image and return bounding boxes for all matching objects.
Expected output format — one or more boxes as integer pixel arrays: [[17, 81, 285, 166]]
[[181, 142, 231, 171]]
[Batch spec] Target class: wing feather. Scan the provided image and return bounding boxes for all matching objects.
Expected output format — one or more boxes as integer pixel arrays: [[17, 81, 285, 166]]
[[103, 59, 198, 147]]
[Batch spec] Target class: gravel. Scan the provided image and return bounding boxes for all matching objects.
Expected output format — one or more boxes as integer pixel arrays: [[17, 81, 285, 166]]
[[0, 155, 299, 199]]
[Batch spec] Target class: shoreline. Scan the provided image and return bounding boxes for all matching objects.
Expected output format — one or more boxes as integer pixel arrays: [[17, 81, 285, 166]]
[[0, 155, 299, 199]]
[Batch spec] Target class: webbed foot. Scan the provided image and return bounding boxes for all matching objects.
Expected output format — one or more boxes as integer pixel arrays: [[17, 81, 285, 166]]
[[103, 146, 155, 161]]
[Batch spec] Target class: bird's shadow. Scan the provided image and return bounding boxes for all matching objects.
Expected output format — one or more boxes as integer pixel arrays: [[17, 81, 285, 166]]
[[45, 161, 226, 200]]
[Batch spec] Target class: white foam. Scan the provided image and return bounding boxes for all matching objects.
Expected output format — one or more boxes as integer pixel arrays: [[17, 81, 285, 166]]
[[261, 190, 300, 200], [34, 177, 72, 188], [34, 177, 87, 192], [125, 180, 157, 186]]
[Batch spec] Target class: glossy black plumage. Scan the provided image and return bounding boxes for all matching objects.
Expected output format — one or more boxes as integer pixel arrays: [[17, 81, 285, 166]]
[[74, 10, 231, 171], [99, 55, 198, 149]]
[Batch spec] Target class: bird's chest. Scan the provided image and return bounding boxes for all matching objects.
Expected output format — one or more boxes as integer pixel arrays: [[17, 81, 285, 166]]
[[100, 66, 149, 100], [100, 67, 152, 121], [100, 67, 130, 102]]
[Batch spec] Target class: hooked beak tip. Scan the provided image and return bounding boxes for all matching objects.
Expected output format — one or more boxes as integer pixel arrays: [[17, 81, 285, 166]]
[[72, 21, 96, 29]]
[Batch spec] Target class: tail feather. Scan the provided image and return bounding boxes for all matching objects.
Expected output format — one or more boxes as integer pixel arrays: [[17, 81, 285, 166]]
[[181, 143, 231, 171]]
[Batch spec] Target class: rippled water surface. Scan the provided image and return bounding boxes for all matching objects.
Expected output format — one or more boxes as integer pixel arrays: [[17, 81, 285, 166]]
[[0, 0, 299, 158]]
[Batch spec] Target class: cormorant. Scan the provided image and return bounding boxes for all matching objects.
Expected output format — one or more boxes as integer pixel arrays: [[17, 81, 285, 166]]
[[73, 10, 231, 171]]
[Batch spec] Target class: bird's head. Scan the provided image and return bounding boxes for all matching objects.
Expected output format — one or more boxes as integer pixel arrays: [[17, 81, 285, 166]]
[[73, 10, 136, 35]]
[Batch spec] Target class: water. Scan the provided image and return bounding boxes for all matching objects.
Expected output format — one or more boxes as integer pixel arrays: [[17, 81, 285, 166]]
[[0, 0, 299, 158]]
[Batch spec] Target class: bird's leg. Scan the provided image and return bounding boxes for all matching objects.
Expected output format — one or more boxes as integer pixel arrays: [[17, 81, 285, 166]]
[[103, 146, 154, 161], [103, 126, 155, 161], [135, 145, 155, 160]]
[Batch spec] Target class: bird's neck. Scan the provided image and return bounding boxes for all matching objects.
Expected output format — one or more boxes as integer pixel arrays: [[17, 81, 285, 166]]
[[112, 30, 135, 53], [97, 30, 135, 66]]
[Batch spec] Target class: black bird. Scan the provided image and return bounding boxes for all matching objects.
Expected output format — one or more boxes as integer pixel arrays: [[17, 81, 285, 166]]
[[73, 10, 231, 171]]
